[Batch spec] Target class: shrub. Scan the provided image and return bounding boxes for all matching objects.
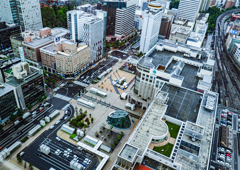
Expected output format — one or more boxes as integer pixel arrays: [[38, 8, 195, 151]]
[[117, 134, 122, 140], [121, 131, 124, 136], [78, 122, 83, 127], [72, 120, 77, 126], [111, 144, 115, 148], [91, 117, 94, 123], [21, 136, 29, 143], [70, 133, 77, 139], [85, 118, 89, 122], [87, 122, 90, 126], [115, 140, 119, 144]]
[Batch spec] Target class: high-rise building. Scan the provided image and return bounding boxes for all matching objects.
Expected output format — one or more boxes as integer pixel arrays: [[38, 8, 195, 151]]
[[0, 0, 43, 32], [40, 38, 91, 78], [0, 60, 45, 110], [102, 0, 137, 40], [159, 14, 173, 39], [177, 0, 201, 21], [199, 0, 211, 12], [0, 22, 21, 55], [77, 4, 107, 57], [140, 2, 163, 53], [0, 82, 18, 125], [67, 10, 104, 63]]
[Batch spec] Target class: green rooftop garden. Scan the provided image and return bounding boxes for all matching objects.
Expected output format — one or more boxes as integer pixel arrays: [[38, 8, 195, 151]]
[[165, 121, 180, 139], [153, 143, 174, 157]]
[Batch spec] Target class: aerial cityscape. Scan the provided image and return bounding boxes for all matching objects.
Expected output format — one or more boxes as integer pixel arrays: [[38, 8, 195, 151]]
[[0, 0, 240, 170]]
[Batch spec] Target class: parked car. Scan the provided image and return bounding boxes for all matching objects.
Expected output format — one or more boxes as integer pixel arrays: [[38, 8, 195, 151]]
[[56, 137, 61, 141], [50, 125, 54, 130], [0, 147, 2, 150], [67, 148, 72, 152], [228, 112, 233, 116], [55, 120, 60, 125]]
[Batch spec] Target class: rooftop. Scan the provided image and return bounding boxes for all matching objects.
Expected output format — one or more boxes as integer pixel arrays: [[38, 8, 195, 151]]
[[0, 83, 14, 96], [10, 33, 24, 42], [175, 91, 218, 169], [129, 101, 168, 156], [160, 83, 202, 122], [119, 144, 138, 162], [5, 66, 42, 87]]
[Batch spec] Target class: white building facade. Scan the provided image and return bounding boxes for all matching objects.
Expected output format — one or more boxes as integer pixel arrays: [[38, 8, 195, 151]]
[[177, 0, 201, 21], [139, 3, 163, 53], [0, 0, 43, 31], [67, 10, 104, 63]]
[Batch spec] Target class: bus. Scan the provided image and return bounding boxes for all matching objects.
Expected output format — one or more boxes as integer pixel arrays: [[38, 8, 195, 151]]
[[90, 88, 107, 97]]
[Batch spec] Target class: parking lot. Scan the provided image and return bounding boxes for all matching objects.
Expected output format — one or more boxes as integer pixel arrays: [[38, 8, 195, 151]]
[[209, 106, 239, 170]]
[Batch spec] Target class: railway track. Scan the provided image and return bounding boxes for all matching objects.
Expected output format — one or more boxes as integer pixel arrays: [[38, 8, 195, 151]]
[[214, 9, 240, 110]]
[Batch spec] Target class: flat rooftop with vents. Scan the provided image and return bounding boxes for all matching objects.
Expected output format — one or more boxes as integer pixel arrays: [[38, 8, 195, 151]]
[[160, 83, 202, 123]]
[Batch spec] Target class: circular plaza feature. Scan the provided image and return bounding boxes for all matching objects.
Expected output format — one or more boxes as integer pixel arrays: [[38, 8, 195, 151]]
[[107, 110, 131, 129]]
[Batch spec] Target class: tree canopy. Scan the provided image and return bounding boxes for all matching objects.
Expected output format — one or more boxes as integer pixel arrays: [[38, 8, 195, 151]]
[[41, 4, 74, 28]]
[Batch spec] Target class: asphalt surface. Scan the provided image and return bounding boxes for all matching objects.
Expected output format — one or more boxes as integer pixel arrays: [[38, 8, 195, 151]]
[[21, 102, 100, 170], [0, 105, 55, 149]]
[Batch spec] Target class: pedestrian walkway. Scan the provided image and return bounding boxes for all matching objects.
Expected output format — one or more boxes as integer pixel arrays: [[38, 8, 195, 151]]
[[54, 93, 71, 101], [116, 71, 121, 79], [53, 87, 60, 91], [73, 81, 88, 87], [94, 140, 103, 150], [109, 76, 120, 94], [127, 77, 135, 87]]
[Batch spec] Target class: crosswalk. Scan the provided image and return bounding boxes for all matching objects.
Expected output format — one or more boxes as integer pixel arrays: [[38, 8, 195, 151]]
[[73, 81, 88, 87], [54, 93, 72, 101]]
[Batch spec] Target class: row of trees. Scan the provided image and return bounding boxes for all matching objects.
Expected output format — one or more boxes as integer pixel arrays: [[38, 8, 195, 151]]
[[107, 32, 138, 48], [41, 4, 74, 28], [206, 6, 240, 33]]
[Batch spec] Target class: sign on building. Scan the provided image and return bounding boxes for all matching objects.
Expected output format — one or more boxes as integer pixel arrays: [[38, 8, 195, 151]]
[[231, 30, 238, 35], [18, 47, 25, 62], [55, 37, 60, 43]]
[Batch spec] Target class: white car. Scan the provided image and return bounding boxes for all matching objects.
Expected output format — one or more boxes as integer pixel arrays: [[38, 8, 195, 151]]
[[74, 155, 78, 158], [55, 120, 60, 125], [64, 116, 68, 120], [217, 160, 224, 165], [56, 137, 61, 141], [77, 147, 83, 150], [50, 125, 54, 130], [67, 148, 72, 152]]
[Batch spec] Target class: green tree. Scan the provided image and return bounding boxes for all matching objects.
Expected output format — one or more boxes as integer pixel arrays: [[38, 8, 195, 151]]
[[52, 79, 56, 85], [38, 95, 42, 103], [84, 124, 87, 129], [117, 134, 122, 140], [0, 124, 3, 131], [10, 113, 16, 121], [114, 40, 120, 48], [52, 4, 58, 16], [121, 131, 124, 136], [79, 108, 82, 114], [87, 122, 90, 126], [114, 140, 119, 144], [78, 122, 83, 127], [91, 117, 94, 123], [53, 73, 57, 77], [28, 104, 32, 111], [47, 76, 50, 81], [17, 108, 24, 117], [135, 32, 137, 36], [84, 110, 87, 114], [73, 120, 77, 126], [29, 163, 33, 170], [17, 156, 22, 163], [89, 113, 92, 118], [58, 75, 63, 79]]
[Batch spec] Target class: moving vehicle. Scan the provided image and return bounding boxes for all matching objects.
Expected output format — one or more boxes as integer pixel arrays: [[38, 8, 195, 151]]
[[50, 125, 54, 130], [55, 120, 60, 125], [20, 152, 25, 157]]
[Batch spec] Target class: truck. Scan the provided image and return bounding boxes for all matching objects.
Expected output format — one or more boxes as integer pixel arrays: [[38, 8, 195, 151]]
[[39, 144, 50, 156], [22, 112, 31, 119]]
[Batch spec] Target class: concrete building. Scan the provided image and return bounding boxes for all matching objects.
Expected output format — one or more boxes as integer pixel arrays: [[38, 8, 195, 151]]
[[102, 0, 137, 41], [0, 82, 18, 125], [128, 39, 214, 109], [134, 10, 144, 31], [224, 0, 236, 9], [194, 13, 209, 32], [0, 22, 21, 55], [177, 0, 201, 21], [40, 38, 91, 78], [67, 10, 104, 63], [112, 86, 218, 170], [139, 2, 163, 54], [0, 0, 43, 32], [77, 4, 107, 57], [0, 60, 45, 110], [169, 19, 194, 44], [187, 22, 208, 48], [199, 0, 211, 12], [159, 14, 173, 39], [19, 27, 69, 67], [230, 43, 240, 67], [225, 29, 240, 51]]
